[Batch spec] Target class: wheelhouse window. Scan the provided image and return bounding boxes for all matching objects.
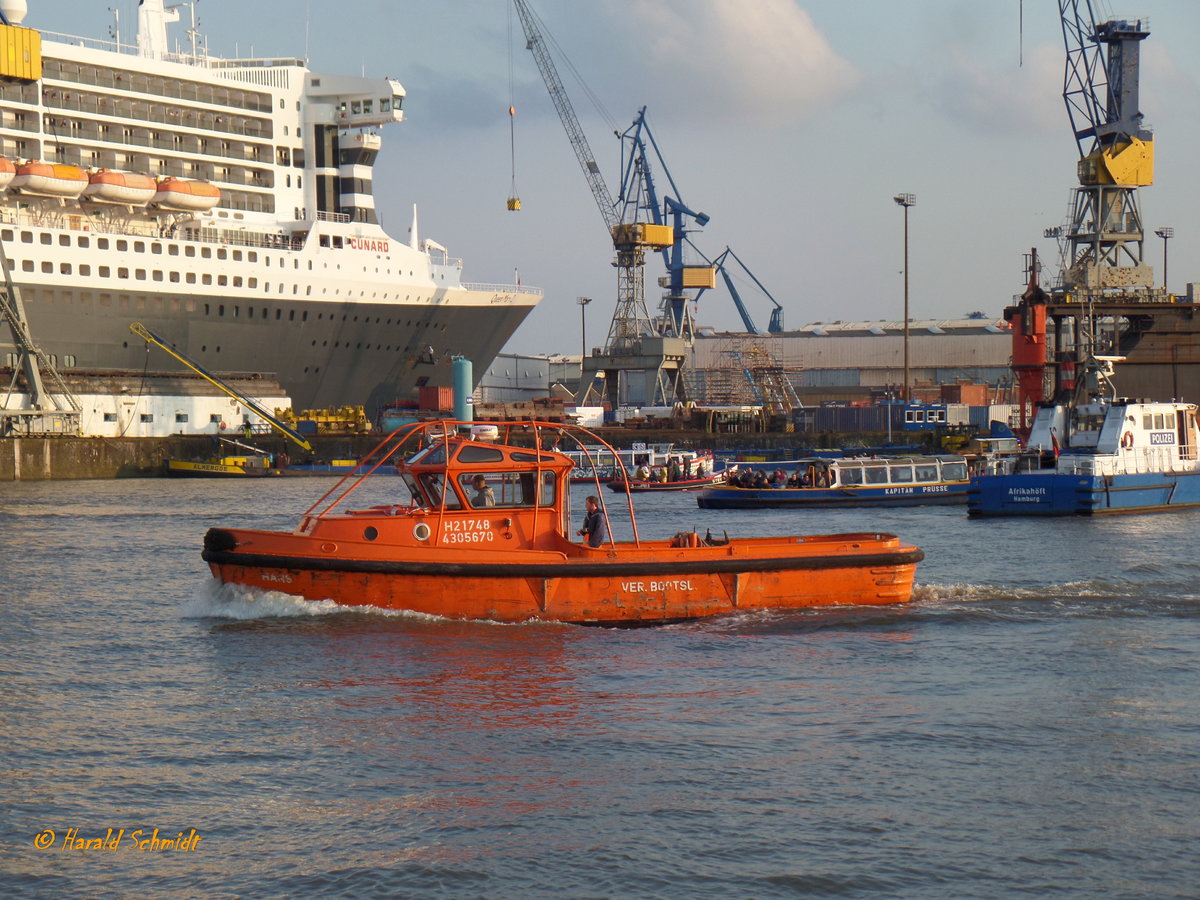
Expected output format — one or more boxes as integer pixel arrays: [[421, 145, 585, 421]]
[[416, 472, 461, 509], [457, 471, 555, 508]]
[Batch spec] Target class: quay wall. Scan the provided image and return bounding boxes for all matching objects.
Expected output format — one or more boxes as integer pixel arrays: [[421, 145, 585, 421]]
[[0, 435, 384, 481], [0, 430, 914, 480]]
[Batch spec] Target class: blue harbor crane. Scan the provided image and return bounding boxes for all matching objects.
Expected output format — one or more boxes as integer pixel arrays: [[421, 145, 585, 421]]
[[511, 0, 788, 405], [512, 0, 703, 405], [698, 247, 785, 335], [615, 108, 713, 340]]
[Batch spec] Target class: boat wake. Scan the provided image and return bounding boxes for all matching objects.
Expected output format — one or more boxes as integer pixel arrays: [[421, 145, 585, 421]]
[[182, 578, 508, 625], [912, 580, 1200, 622], [183, 578, 348, 620]]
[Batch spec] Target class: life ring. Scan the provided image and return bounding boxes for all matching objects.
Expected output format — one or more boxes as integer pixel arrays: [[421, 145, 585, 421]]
[[1121, 431, 1134, 449]]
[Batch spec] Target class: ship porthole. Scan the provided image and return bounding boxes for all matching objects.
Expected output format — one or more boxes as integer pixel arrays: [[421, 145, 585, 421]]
[[320, 542, 337, 553], [363, 527, 378, 541], [413, 523, 431, 541]]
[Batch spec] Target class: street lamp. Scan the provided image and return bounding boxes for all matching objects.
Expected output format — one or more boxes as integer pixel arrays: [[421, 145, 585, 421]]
[[893, 193, 916, 403], [1154, 227, 1173, 292], [577, 296, 592, 359]]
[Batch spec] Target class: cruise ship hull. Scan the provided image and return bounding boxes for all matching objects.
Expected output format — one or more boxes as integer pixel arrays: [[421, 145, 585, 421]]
[[19, 280, 537, 412]]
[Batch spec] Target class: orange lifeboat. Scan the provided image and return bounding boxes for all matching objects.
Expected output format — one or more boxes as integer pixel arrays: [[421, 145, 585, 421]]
[[152, 177, 220, 211], [82, 169, 157, 206], [0, 158, 15, 192], [202, 420, 925, 625], [12, 162, 89, 198]]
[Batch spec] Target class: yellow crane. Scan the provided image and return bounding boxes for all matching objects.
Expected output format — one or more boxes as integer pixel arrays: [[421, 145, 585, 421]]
[[129, 322, 312, 451]]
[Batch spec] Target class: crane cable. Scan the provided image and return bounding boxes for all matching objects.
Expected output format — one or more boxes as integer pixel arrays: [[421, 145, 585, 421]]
[[507, 3, 520, 210]]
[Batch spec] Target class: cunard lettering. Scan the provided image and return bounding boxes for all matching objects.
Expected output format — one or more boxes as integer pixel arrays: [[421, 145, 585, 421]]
[[347, 237, 389, 252]]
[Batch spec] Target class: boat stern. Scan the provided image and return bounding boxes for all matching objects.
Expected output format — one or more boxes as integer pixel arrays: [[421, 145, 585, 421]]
[[967, 472, 1098, 516]]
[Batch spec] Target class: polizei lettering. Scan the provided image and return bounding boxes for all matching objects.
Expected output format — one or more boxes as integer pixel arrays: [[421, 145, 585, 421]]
[[347, 237, 390, 252], [621, 579, 695, 593]]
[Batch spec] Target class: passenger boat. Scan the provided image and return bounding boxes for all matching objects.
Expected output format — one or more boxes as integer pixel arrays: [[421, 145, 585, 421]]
[[968, 356, 1200, 516], [202, 420, 925, 625], [562, 443, 715, 483], [606, 472, 726, 493], [697, 455, 970, 509]]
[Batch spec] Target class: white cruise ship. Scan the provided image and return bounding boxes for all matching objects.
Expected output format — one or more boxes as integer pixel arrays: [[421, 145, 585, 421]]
[[0, 0, 541, 412]]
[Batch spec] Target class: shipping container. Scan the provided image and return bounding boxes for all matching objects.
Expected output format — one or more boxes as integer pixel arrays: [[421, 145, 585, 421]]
[[0, 25, 41, 82], [418, 385, 454, 411], [682, 266, 717, 289]]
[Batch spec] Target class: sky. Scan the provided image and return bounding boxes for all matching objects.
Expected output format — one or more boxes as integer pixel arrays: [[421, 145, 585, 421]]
[[21, 1, 1200, 357]]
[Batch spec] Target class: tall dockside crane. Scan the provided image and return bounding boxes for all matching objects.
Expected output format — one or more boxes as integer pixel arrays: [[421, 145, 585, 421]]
[[1057, 1, 1153, 295], [512, 0, 712, 407], [1009, 2, 1156, 427]]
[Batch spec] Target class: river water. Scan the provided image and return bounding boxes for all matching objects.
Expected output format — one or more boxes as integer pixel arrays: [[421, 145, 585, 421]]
[[2, 477, 1198, 899]]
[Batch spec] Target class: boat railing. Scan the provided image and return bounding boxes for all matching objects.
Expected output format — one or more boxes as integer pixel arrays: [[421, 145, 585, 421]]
[[461, 281, 544, 297], [1057, 446, 1177, 476], [299, 419, 643, 548]]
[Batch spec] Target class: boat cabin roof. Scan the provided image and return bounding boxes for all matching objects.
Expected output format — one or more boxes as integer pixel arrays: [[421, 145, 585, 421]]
[[405, 436, 572, 474], [750, 455, 965, 468]]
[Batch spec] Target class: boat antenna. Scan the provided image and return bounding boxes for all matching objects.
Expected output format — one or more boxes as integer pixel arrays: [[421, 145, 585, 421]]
[[304, 0, 311, 64]]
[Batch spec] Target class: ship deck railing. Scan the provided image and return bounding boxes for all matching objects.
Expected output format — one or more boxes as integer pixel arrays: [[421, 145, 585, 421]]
[[1057, 446, 1183, 477], [41, 30, 293, 72], [461, 282, 543, 296]]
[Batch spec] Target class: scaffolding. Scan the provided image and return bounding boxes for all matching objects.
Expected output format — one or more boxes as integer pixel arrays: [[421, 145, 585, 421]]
[[0, 239, 81, 436], [684, 337, 803, 413]]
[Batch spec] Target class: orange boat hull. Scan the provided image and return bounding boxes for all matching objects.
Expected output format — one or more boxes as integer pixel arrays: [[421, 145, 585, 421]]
[[204, 528, 922, 625]]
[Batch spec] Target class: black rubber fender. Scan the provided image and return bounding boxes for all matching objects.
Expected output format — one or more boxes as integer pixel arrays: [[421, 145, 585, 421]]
[[204, 528, 240, 553]]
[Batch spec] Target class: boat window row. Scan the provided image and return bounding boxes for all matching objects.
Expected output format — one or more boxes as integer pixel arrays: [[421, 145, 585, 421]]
[[4, 351, 74, 368], [408, 471, 556, 510], [41, 87, 275, 142], [1143, 412, 1170, 430], [18, 258, 259, 287], [4, 228, 261, 261], [43, 58, 274, 113], [836, 458, 967, 486]]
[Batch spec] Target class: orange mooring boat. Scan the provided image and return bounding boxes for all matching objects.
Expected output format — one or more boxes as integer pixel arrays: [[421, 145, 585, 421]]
[[202, 421, 924, 625]]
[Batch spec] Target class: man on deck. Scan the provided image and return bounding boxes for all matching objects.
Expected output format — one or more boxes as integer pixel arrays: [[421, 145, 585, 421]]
[[577, 495, 609, 548]]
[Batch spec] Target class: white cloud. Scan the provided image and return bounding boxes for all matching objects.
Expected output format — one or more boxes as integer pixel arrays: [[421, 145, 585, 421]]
[[929, 41, 1063, 137], [620, 0, 861, 126]]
